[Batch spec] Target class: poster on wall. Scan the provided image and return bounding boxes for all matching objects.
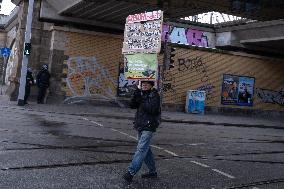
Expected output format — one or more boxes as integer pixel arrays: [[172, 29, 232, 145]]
[[237, 76, 255, 106], [221, 74, 255, 106], [117, 61, 138, 97], [122, 10, 163, 54], [124, 53, 158, 80], [185, 90, 206, 114]]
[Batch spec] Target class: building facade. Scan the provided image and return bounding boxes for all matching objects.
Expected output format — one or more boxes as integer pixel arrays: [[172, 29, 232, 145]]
[[0, 0, 283, 117]]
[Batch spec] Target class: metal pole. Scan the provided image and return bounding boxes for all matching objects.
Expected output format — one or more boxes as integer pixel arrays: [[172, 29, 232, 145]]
[[17, 0, 34, 106], [159, 32, 169, 112]]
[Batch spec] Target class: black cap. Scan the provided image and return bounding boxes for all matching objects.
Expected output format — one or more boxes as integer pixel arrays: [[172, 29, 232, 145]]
[[141, 80, 155, 86]]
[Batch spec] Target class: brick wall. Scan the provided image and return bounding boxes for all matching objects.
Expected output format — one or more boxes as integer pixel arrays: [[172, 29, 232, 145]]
[[62, 32, 123, 99], [163, 48, 284, 112]]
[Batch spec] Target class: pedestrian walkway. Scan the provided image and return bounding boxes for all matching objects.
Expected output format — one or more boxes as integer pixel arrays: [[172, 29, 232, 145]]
[[1, 94, 283, 129]]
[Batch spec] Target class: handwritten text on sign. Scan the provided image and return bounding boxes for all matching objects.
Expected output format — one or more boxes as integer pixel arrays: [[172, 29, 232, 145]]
[[123, 11, 163, 54], [126, 10, 162, 23]]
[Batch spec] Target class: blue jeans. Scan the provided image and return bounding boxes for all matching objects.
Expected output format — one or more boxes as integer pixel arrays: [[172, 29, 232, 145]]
[[128, 131, 156, 175]]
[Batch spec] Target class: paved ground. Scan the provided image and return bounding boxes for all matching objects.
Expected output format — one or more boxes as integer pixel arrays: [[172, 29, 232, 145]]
[[1, 94, 283, 129], [0, 96, 284, 189]]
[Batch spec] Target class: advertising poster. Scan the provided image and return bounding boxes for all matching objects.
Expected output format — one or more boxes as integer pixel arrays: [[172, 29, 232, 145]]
[[221, 74, 255, 106], [117, 61, 138, 97], [237, 76, 254, 106], [186, 90, 206, 114], [124, 53, 158, 80], [221, 74, 239, 105]]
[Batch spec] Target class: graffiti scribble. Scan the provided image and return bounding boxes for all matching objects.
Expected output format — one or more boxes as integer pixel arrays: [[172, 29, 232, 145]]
[[65, 57, 116, 99], [256, 88, 284, 106]]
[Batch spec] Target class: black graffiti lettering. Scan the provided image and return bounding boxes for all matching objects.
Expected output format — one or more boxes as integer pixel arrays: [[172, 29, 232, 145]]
[[196, 84, 215, 101], [256, 88, 284, 106], [163, 70, 175, 93], [177, 57, 209, 84], [178, 58, 187, 71], [178, 57, 205, 72], [196, 57, 203, 66], [163, 83, 175, 92], [201, 74, 209, 82]]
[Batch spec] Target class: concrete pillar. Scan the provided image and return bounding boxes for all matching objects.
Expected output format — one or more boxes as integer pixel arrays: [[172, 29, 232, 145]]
[[0, 32, 6, 80], [47, 29, 68, 102], [8, 0, 28, 101]]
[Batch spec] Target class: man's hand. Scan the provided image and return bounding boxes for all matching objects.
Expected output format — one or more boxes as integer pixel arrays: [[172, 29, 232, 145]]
[[133, 89, 142, 103], [130, 89, 142, 109]]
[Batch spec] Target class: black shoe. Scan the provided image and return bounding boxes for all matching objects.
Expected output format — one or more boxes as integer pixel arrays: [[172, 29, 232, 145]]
[[141, 172, 157, 179], [122, 171, 133, 182]]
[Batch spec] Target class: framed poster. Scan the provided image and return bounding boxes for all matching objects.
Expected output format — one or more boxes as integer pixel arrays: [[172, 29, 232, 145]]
[[221, 74, 255, 106], [124, 53, 158, 80]]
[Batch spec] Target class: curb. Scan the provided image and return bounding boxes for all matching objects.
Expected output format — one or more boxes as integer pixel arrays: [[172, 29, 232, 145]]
[[1, 105, 283, 130], [78, 113, 284, 130]]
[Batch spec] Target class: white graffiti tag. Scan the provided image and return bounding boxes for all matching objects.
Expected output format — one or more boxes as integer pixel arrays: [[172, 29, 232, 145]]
[[65, 57, 116, 99]]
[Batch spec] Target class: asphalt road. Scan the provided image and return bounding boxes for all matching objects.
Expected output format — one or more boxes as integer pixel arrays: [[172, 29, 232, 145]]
[[0, 105, 284, 189]]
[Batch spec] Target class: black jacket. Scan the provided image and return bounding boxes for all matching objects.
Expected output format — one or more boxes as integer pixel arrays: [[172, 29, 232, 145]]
[[36, 70, 50, 88], [26, 71, 34, 87], [130, 88, 161, 132]]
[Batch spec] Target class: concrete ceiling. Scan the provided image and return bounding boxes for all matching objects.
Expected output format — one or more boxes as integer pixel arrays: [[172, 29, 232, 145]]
[[52, 0, 284, 25], [254, 39, 284, 50], [242, 38, 284, 55], [54, 0, 212, 25]]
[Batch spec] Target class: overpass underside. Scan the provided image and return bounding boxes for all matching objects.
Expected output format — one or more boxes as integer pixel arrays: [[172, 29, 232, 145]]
[[36, 0, 284, 30]]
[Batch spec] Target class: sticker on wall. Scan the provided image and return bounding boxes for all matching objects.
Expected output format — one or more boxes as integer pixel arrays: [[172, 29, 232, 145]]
[[186, 90, 206, 114], [124, 53, 158, 80], [221, 74, 255, 106]]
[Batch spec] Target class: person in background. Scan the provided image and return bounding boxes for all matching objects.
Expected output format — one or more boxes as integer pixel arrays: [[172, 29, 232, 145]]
[[229, 81, 238, 100], [24, 68, 34, 105], [36, 64, 50, 104], [123, 80, 161, 183]]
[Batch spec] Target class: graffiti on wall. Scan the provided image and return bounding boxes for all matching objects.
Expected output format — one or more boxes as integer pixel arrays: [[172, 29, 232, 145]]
[[162, 70, 175, 93], [65, 56, 116, 99], [163, 55, 215, 102], [162, 25, 215, 48], [118, 61, 138, 97], [196, 84, 215, 101], [5, 42, 17, 85], [256, 88, 284, 106], [178, 56, 215, 101], [178, 57, 209, 82]]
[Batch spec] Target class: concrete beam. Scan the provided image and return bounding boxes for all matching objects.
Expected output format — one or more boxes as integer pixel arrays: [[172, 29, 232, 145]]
[[240, 36, 284, 44], [11, 0, 20, 5], [216, 20, 284, 33], [59, 0, 87, 15], [40, 0, 124, 31], [46, 0, 83, 13]]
